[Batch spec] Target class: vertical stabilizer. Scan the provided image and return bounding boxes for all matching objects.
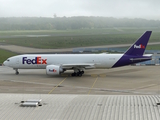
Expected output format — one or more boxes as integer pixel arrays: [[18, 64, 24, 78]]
[[124, 31, 152, 56]]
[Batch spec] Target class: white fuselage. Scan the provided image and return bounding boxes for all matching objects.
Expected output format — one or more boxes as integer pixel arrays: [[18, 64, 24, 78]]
[[4, 54, 123, 69]]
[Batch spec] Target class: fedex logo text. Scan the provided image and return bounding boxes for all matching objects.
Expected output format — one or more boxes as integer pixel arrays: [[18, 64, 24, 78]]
[[134, 44, 145, 49], [49, 69, 57, 72], [22, 57, 47, 64]]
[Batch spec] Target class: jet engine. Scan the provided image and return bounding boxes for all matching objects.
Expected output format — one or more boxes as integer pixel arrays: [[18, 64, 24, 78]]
[[46, 65, 63, 75]]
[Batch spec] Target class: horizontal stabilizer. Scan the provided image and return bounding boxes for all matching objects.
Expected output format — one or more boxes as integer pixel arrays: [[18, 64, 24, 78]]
[[130, 57, 152, 61]]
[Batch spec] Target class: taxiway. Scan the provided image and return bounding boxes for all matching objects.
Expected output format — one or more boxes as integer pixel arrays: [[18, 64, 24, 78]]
[[0, 65, 160, 95]]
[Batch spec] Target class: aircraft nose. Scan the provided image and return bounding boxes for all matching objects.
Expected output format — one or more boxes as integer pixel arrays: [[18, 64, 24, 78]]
[[3, 61, 7, 66], [2, 61, 5, 66]]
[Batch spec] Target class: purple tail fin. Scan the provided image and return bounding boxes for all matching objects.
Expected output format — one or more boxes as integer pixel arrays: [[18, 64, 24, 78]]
[[124, 31, 152, 56]]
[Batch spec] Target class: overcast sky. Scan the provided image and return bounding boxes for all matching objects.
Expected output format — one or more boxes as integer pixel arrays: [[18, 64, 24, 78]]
[[0, 0, 160, 20]]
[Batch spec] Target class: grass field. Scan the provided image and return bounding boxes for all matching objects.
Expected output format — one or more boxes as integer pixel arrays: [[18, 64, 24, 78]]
[[0, 28, 160, 49], [0, 49, 17, 64], [146, 45, 160, 50]]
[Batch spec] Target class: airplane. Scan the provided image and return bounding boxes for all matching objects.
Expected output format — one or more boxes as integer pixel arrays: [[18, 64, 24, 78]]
[[3, 31, 152, 77]]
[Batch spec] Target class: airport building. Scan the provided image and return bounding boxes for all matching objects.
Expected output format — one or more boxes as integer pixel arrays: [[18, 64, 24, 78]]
[[1, 94, 160, 120]]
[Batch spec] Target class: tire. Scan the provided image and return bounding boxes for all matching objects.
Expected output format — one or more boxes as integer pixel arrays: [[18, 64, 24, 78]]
[[79, 74, 82, 77], [76, 73, 79, 76], [16, 72, 19, 75], [71, 73, 76, 76], [80, 71, 84, 74]]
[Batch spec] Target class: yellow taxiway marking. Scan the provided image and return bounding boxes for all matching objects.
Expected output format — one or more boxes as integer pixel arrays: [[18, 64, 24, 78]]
[[60, 74, 69, 77], [91, 74, 98, 77], [99, 74, 106, 77], [88, 77, 98, 94], [48, 77, 67, 94]]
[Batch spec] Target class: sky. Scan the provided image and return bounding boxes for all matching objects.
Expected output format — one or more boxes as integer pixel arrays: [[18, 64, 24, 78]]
[[0, 0, 160, 20]]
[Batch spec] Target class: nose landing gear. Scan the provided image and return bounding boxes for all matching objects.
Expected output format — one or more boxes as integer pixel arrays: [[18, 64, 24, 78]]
[[14, 68, 19, 75]]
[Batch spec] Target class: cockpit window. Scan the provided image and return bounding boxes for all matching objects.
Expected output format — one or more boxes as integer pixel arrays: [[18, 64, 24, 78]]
[[7, 59, 10, 61]]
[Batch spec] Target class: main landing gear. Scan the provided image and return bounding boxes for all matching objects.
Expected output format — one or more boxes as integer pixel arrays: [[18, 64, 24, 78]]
[[14, 68, 19, 75], [71, 71, 84, 77]]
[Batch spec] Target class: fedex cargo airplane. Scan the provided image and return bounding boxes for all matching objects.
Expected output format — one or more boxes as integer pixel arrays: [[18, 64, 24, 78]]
[[3, 31, 152, 76]]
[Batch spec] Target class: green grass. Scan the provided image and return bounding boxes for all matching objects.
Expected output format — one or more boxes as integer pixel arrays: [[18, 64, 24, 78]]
[[146, 45, 160, 50], [0, 27, 160, 49], [0, 49, 17, 64], [0, 28, 160, 49], [0, 27, 159, 36], [1, 32, 160, 49]]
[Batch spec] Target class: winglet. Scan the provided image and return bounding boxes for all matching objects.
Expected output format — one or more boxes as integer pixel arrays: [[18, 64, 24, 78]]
[[124, 31, 152, 56]]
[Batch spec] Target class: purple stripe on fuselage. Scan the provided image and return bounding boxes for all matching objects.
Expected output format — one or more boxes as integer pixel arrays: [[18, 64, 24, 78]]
[[112, 54, 151, 68]]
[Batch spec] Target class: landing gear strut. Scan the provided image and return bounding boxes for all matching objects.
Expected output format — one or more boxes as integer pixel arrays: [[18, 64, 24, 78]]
[[14, 69, 19, 75], [71, 71, 84, 77]]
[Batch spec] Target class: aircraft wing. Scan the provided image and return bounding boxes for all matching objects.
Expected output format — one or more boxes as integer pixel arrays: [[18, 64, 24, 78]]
[[61, 63, 95, 69]]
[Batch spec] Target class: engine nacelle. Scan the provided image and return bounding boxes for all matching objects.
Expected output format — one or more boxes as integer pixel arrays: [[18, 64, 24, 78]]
[[46, 65, 63, 75]]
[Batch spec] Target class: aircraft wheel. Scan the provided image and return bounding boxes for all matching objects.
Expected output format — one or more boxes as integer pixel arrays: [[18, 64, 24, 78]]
[[77, 72, 82, 77], [15, 69, 19, 75], [71, 72, 82, 77], [81, 71, 84, 74], [71, 73, 74, 76], [78, 73, 82, 77], [76, 72, 79, 76], [16, 71, 19, 75], [71, 73, 76, 76]]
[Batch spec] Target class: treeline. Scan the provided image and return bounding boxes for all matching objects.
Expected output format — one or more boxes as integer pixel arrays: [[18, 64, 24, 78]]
[[0, 17, 160, 30]]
